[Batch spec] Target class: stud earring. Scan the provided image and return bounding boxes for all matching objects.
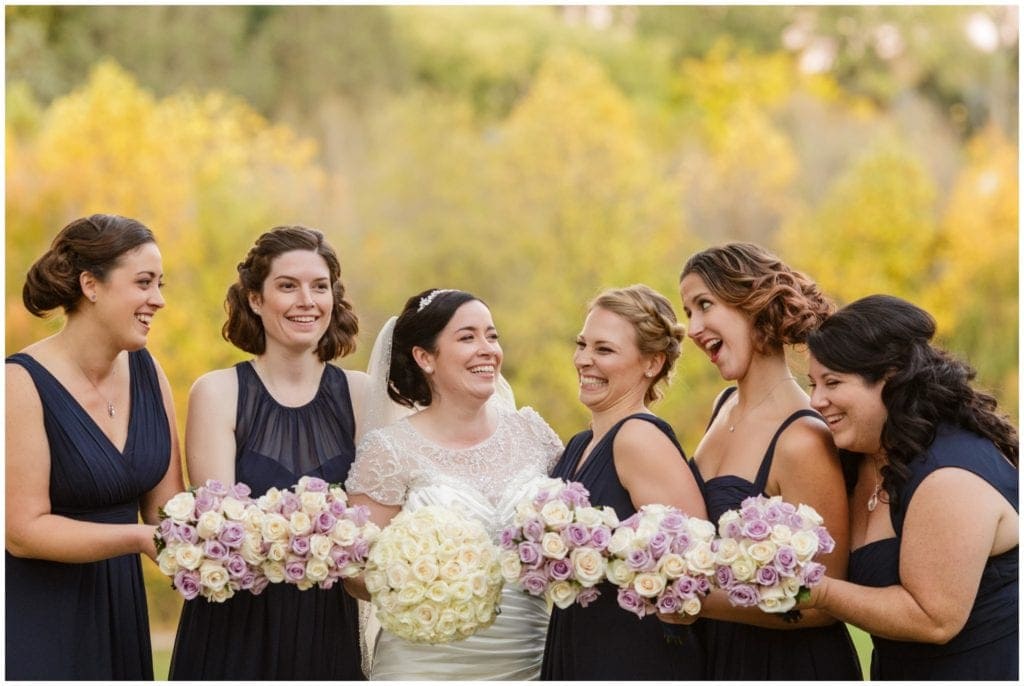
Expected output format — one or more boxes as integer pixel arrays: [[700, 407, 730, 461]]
[[645, 371, 654, 378], [89, 294, 97, 302], [424, 366, 433, 374]]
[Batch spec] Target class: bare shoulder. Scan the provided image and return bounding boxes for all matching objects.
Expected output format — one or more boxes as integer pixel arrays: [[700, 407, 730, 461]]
[[615, 416, 677, 459], [773, 414, 837, 471], [5, 362, 41, 410], [189, 368, 239, 406], [342, 368, 370, 392]]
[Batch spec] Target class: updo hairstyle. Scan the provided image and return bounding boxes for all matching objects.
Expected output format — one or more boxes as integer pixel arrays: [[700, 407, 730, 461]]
[[680, 242, 833, 353], [23, 214, 156, 317], [589, 284, 685, 404], [388, 288, 481, 408], [223, 225, 358, 361]]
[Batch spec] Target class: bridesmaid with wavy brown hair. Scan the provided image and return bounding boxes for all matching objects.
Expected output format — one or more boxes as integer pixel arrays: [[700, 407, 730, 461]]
[[671, 243, 861, 679]]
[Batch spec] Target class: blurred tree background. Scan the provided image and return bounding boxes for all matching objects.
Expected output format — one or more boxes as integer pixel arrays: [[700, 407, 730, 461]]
[[6, 5, 1018, 647]]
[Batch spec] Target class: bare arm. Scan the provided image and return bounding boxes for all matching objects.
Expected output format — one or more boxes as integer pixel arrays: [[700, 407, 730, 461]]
[[183, 369, 239, 488], [614, 417, 707, 519], [138, 355, 185, 525], [5, 363, 155, 562], [699, 418, 850, 629], [344, 369, 370, 444], [807, 467, 1017, 642]]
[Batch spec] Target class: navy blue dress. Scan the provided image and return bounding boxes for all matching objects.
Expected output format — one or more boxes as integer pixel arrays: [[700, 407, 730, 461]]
[[542, 413, 706, 680], [169, 362, 364, 680], [692, 387, 862, 680], [5, 350, 170, 680], [848, 425, 1018, 680]]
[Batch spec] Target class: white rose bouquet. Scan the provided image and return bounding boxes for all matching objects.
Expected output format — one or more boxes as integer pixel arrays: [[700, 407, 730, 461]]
[[713, 495, 834, 616], [258, 476, 380, 591], [363, 505, 504, 644], [154, 479, 269, 603], [605, 504, 716, 619], [497, 478, 619, 609]]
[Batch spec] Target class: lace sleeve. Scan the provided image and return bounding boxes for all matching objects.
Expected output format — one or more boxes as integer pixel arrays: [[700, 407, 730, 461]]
[[517, 406, 564, 473], [345, 427, 408, 507]]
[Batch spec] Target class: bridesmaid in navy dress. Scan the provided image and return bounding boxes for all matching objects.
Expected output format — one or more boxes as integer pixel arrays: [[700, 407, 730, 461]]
[[6, 214, 184, 680], [542, 285, 707, 680], [805, 295, 1018, 680], [170, 226, 368, 679], [674, 243, 861, 679]]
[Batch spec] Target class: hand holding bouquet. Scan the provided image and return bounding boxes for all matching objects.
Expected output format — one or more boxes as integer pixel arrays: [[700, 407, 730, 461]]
[[256, 476, 379, 591], [363, 505, 504, 644], [713, 495, 835, 615], [154, 479, 269, 602], [605, 504, 716, 619], [498, 477, 619, 609]]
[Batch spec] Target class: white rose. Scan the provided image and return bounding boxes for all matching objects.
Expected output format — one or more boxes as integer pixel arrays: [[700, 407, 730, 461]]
[[449, 580, 473, 603], [770, 524, 794, 545], [540, 500, 573, 529], [573, 506, 603, 528], [309, 534, 334, 561], [757, 584, 797, 613], [242, 506, 264, 533], [790, 530, 820, 561], [796, 503, 824, 527], [715, 538, 741, 565], [196, 510, 225, 539], [396, 582, 426, 606], [262, 560, 286, 583], [570, 547, 606, 587], [547, 580, 579, 609], [240, 534, 265, 565], [411, 556, 439, 584], [162, 492, 195, 522], [515, 501, 540, 525], [261, 513, 290, 543], [426, 580, 451, 603], [296, 579, 315, 591], [457, 545, 481, 569], [300, 491, 327, 516], [633, 520, 659, 548], [607, 527, 636, 556], [541, 531, 569, 560], [731, 555, 756, 582], [364, 570, 388, 595], [267, 541, 288, 562], [606, 558, 635, 586], [500, 551, 523, 582], [398, 536, 421, 560], [329, 485, 347, 503], [157, 548, 179, 575], [687, 517, 717, 542], [331, 519, 359, 547], [633, 572, 666, 598], [199, 560, 229, 591], [174, 543, 203, 571], [306, 559, 330, 582], [436, 608, 459, 637], [658, 553, 687, 579], [205, 585, 234, 603], [258, 488, 283, 511], [439, 559, 465, 583], [747, 540, 778, 565], [455, 602, 475, 623], [781, 575, 802, 598], [684, 541, 717, 575], [601, 507, 620, 528], [681, 596, 703, 616], [385, 561, 411, 589], [220, 496, 247, 521], [717, 508, 741, 531], [289, 511, 313, 536]]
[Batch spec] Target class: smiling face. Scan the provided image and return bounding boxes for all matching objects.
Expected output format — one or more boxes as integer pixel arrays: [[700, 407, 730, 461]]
[[249, 249, 333, 353], [89, 241, 165, 350], [573, 306, 657, 413], [415, 299, 502, 404], [679, 272, 756, 381], [808, 354, 888, 456]]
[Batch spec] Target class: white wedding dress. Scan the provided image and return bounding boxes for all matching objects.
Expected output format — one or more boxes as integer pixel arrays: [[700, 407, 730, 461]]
[[346, 405, 563, 680]]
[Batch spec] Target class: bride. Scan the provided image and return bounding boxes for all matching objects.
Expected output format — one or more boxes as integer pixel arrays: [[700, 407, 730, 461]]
[[345, 288, 563, 680]]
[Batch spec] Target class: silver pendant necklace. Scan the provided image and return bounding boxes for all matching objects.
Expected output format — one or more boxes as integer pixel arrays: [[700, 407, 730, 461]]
[[72, 358, 117, 418]]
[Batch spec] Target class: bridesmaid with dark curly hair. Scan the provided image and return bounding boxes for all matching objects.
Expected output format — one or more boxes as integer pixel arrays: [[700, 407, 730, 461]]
[[803, 294, 1017, 680], [670, 242, 861, 679]]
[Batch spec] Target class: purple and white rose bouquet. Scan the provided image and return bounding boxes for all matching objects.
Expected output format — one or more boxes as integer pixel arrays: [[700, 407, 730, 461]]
[[713, 495, 835, 614], [363, 505, 504, 644], [498, 477, 619, 609], [256, 476, 379, 591], [605, 503, 716, 619], [154, 479, 269, 603]]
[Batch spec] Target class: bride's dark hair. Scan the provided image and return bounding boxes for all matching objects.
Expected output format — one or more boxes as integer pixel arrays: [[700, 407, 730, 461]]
[[807, 294, 1018, 508], [388, 288, 481, 408]]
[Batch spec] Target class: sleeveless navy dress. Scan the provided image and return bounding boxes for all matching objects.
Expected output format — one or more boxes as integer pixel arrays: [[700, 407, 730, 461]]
[[692, 387, 862, 680], [542, 413, 706, 680], [848, 425, 1018, 680], [169, 362, 364, 680], [5, 350, 170, 680]]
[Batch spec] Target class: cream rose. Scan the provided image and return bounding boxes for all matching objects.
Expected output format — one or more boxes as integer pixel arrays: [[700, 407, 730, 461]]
[[541, 531, 569, 560], [364, 569, 388, 595], [305, 559, 330, 582], [309, 534, 333, 561], [681, 596, 703, 616], [157, 548, 179, 575], [548, 580, 579, 609], [540, 500, 573, 529], [411, 555, 440, 584], [439, 559, 465, 583], [396, 582, 426, 605], [687, 517, 717, 541], [790, 530, 820, 561], [685, 541, 717, 575], [717, 508, 741, 531], [299, 491, 327, 516], [658, 553, 688, 579], [267, 541, 288, 562], [606, 558, 636, 586], [199, 560, 229, 591], [770, 524, 794, 545], [162, 492, 196, 521], [261, 513, 290, 543], [174, 543, 203, 571], [796, 503, 824, 527], [258, 488, 283, 511], [331, 519, 359, 547], [781, 575, 802, 598], [730, 555, 756, 582], [746, 540, 778, 565], [714, 537, 741, 565], [757, 584, 797, 613], [263, 560, 286, 584], [220, 496, 247, 521], [449, 580, 473, 603], [242, 506, 264, 533], [288, 511, 313, 536], [633, 572, 667, 598], [468, 570, 489, 597], [607, 527, 636, 556], [206, 585, 234, 603], [570, 547, 606, 587], [425, 580, 451, 603], [196, 511, 225, 539], [500, 551, 522, 582], [573, 506, 602, 528], [329, 485, 347, 503], [385, 561, 412, 589]]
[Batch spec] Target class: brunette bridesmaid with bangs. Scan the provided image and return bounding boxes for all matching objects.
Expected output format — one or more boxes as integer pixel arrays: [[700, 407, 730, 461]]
[[667, 243, 861, 680]]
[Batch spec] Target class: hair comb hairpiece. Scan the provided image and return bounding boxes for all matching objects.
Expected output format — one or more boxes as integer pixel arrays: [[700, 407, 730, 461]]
[[417, 289, 456, 313]]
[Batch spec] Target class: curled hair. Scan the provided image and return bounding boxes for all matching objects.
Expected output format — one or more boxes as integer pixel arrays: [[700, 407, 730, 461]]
[[808, 294, 1018, 507], [590, 284, 685, 405], [23, 214, 156, 317], [223, 226, 358, 361], [681, 242, 834, 353], [388, 289, 480, 408]]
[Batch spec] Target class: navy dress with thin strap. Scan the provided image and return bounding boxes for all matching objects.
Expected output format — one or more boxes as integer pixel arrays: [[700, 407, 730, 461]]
[[848, 425, 1018, 680], [169, 361, 363, 680], [541, 413, 706, 681], [5, 350, 170, 680], [691, 387, 862, 680]]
